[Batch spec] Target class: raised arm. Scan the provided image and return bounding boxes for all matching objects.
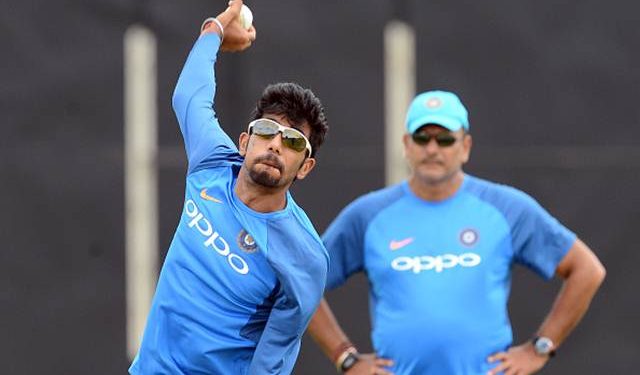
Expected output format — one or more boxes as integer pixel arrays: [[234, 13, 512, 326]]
[[172, 0, 256, 172]]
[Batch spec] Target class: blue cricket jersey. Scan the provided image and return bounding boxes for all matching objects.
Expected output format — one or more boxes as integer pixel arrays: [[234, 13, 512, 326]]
[[129, 33, 329, 375], [323, 176, 576, 375]]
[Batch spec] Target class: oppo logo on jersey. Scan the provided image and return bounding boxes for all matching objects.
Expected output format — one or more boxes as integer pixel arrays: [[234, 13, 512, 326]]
[[184, 199, 249, 275], [391, 253, 481, 273]]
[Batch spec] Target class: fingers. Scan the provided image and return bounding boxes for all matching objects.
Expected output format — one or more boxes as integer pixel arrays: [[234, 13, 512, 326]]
[[240, 27, 255, 50], [344, 354, 394, 375], [227, 0, 243, 15], [487, 360, 509, 375], [487, 352, 508, 375], [373, 367, 394, 375], [219, 28, 254, 52], [486, 353, 530, 375], [372, 358, 394, 375], [217, 1, 255, 52], [487, 351, 507, 364], [247, 25, 257, 42], [216, 0, 243, 27], [347, 364, 394, 375], [374, 357, 394, 368]]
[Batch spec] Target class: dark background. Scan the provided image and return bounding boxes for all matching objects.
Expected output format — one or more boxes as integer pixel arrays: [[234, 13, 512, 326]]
[[2, 0, 638, 374]]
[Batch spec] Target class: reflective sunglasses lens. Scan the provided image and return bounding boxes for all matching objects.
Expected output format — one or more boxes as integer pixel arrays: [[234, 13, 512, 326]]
[[252, 120, 279, 137], [411, 133, 431, 145], [250, 120, 309, 153], [435, 134, 457, 147], [282, 129, 308, 153], [411, 132, 457, 147]]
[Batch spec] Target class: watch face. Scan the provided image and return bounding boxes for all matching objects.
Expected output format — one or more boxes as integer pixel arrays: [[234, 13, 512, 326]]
[[535, 337, 554, 354], [343, 356, 356, 367], [341, 353, 359, 371]]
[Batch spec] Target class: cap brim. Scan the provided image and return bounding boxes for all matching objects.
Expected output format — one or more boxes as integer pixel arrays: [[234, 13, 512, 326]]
[[408, 115, 464, 133]]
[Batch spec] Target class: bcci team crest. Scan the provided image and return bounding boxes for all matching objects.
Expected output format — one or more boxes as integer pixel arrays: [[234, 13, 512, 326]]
[[237, 229, 258, 253], [459, 228, 479, 247], [425, 97, 442, 109]]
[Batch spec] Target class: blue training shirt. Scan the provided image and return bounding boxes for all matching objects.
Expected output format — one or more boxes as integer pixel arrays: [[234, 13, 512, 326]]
[[129, 33, 328, 375], [323, 175, 575, 375]]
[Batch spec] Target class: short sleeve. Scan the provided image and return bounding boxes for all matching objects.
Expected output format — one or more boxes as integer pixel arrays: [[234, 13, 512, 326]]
[[323, 200, 368, 290], [508, 191, 576, 279]]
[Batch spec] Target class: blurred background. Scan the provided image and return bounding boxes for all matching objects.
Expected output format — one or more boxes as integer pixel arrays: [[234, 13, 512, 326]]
[[2, 0, 639, 374]]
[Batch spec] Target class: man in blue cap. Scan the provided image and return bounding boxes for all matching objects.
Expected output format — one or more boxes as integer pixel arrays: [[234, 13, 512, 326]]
[[306, 90, 606, 374]]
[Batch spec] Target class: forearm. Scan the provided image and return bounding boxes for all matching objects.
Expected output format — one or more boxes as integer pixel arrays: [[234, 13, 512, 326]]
[[249, 297, 305, 374], [307, 298, 354, 364], [536, 240, 606, 347], [172, 33, 220, 125], [171, 31, 239, 170], [487, 241, 605, 375]]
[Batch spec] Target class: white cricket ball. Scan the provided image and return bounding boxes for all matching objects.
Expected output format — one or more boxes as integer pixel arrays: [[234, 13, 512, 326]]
[[239, 4, 253, 30]]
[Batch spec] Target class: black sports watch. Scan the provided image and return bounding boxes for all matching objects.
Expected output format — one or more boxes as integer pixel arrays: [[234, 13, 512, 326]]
[[339, 352, 360, 373], [532, 336, 556, 357]]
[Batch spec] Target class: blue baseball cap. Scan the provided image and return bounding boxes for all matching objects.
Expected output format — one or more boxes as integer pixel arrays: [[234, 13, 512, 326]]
[[405, 90, 469, 133]]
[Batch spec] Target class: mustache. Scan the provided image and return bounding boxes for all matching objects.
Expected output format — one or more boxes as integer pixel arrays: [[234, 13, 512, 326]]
[[420, 157, 444, 164], [254, 154, 284, 172]]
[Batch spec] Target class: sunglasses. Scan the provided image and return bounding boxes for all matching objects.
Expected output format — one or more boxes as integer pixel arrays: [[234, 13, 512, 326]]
[[247, 118, 312, 156], [411, 132, 459, 147]]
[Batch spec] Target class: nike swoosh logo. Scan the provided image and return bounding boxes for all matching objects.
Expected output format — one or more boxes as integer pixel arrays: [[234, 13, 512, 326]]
[[200, 189, 223, 203], [389, 237, 414, 251]]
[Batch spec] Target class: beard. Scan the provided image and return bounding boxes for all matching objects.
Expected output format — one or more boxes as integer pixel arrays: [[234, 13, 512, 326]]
[[248, 154, 286, 188]]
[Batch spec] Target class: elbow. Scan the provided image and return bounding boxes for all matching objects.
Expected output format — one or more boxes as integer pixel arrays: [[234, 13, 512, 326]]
[[172, 86, 193, 120], [593, 260, 606, 287], [572, 240, 606, 290], [588, 247, 606, 287], [566, 255, 606, 294], [581, 257, 606, 293], [172, 86, 186, 112]]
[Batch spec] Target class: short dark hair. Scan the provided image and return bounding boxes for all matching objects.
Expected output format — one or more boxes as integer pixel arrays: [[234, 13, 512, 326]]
[[252, 82, 328, 158]]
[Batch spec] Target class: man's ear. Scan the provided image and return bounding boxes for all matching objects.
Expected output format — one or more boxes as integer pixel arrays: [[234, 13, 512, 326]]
[[461, 133, 472, 164], [295, 157, 316, 180], [402, 133, 411, 158], [238, 132, 250, 156]]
